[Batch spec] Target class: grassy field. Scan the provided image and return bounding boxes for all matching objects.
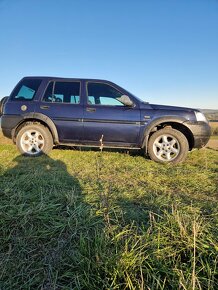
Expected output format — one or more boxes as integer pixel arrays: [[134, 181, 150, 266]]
[[209, 122, 218, 128], [209, 122, 218, 136], [0, 132, 218, 289]]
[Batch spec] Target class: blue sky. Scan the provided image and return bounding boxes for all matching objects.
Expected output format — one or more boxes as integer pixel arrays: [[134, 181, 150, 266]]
[[0, 0, 217, 109]]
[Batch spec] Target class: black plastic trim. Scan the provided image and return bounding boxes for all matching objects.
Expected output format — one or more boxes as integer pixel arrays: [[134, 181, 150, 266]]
[[141, 116, 187, 149], [1, 113, 59, 144]]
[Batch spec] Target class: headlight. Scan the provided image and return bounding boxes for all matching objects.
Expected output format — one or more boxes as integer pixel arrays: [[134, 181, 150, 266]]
[[194, 111, 208, 122]]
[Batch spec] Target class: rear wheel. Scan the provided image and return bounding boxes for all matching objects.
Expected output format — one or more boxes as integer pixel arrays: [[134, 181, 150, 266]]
[[147, 128, 189, 164], [16, 123, 53, 156]]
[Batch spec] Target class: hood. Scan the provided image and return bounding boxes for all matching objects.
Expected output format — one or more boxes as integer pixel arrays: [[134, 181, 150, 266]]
[[149, 103, 196, 112]]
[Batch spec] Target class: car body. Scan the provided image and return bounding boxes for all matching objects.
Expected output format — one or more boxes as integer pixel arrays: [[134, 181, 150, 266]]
[[0, 76, 211, 163]]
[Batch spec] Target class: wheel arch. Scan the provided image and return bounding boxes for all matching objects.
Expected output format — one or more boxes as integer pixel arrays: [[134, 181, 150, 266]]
[[142, 116, 194, 152], [12, 113, 59, 144]]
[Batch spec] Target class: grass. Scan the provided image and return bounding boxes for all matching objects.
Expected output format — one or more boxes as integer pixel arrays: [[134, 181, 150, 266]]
[[210, 135, 218, 140], [209, 122, 218, 128], [209, 122, 218, 136], [0, 135, 218, 289]]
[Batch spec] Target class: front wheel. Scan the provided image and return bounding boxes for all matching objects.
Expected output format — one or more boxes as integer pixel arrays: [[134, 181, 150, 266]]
[[16, 123, 53, 156], [147, 128, 189, 164]]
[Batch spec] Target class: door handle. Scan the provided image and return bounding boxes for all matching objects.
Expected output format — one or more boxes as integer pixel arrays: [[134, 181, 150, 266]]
[[40, 105, 50, 110], [86, 107, 96, 112]]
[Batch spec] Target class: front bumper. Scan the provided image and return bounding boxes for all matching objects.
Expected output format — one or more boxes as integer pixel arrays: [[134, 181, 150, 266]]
[[184, 121, 211, 148]]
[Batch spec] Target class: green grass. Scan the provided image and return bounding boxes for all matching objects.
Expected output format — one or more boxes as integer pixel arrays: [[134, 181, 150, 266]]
[[0, 144, 218, 289]]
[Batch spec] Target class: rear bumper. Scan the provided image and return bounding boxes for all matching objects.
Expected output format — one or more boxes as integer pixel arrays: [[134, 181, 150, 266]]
[[1, 114, 23, 139], [184, 121, 211, 148]]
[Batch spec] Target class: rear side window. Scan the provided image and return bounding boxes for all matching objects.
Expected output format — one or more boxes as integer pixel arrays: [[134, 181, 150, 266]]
[[43, 81, 80, 104], [11, 79, 42, 101]]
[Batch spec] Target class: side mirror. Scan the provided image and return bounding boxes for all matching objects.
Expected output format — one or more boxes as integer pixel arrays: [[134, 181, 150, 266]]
[[117, 95, 134, 107]]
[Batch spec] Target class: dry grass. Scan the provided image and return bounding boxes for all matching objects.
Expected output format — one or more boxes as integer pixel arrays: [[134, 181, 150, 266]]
[[209, 122, 218, 129], [209, 122, 218, 137]]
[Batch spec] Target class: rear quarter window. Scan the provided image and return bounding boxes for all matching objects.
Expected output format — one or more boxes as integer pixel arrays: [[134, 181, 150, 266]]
[[10, 79, 42, 101]]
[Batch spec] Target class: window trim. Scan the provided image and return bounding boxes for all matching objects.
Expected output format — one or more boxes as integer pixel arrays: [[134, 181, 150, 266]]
[[86, 81, 129, 107], [41, 80, 81, 105]]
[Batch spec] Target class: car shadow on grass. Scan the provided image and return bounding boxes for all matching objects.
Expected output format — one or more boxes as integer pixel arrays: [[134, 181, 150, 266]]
[[0, 154, 106, 289]]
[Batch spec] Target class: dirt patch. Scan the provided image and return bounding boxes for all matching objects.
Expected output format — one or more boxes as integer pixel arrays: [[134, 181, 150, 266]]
[[0, 130, 12, 145], [206, 139, 218, 150]]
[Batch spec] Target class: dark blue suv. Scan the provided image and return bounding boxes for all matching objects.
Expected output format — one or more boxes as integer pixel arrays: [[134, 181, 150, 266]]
[[0, 77, 211, 163]]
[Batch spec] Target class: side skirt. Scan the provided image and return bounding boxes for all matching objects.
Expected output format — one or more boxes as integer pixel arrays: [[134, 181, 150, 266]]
[[56, 141, 141, 150]]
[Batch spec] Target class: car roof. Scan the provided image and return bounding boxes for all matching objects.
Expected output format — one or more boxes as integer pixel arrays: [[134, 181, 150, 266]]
[[23, 76, 111, 83]]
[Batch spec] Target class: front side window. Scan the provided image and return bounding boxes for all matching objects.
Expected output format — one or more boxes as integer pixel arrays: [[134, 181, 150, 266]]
[[43, 81, 80, 104], [87, 83, 124, 106], [11, 79, 42, 101]]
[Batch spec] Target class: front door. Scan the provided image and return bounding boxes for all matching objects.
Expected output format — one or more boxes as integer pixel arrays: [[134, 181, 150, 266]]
[[37, 81, 83, 142], [83, 82, 141, 147]]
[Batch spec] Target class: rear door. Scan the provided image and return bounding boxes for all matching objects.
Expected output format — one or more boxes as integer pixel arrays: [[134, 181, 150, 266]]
[[37, 80, 83, 142], [83, 82, 141, 146]]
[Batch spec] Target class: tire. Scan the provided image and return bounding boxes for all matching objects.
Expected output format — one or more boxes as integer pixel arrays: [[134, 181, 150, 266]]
[[147, 128, 189, 164], [16, 123, 53, 156]]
